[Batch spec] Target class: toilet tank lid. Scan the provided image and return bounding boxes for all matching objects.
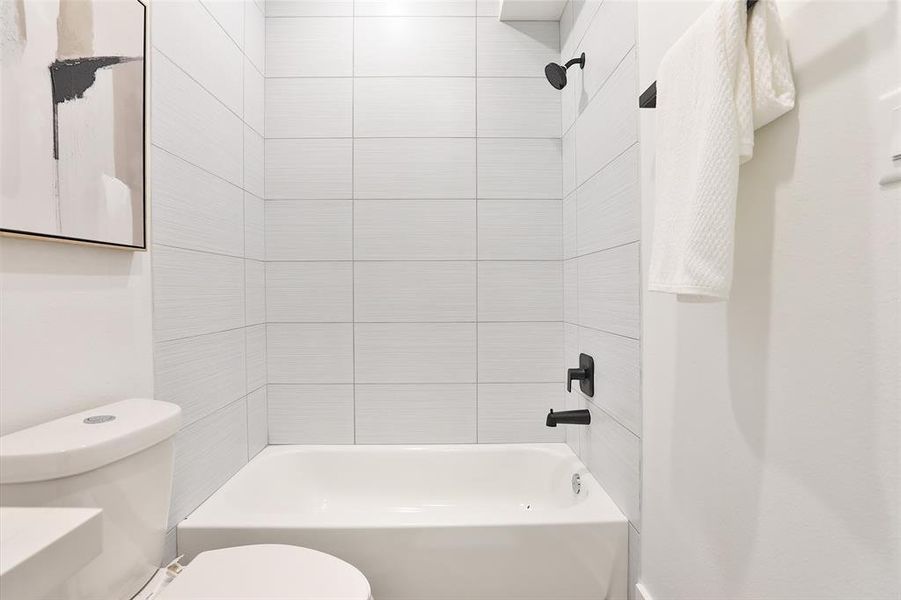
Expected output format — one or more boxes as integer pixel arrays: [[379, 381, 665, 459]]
[[0, 399, 181, 484]]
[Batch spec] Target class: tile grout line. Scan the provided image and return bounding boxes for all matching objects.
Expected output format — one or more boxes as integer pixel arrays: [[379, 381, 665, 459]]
[[241, 11, 250, 462], [150, 143, 248, 196], [152, 46, 245, 128], [351, 10, 356, 445], [474, 14, 479, 444], [561, 44, 635, 138]]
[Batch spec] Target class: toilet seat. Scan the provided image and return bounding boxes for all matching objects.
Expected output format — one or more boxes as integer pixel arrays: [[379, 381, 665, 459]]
[[155, 544, 372, 600]]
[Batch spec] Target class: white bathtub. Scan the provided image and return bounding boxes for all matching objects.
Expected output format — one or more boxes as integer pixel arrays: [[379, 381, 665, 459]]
[[177, 444, 628, 600]]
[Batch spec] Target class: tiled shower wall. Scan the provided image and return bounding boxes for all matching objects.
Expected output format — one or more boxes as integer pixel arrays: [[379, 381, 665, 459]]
[[150, 0, 268, 545], [558, 0, 641, 596], [263, 1, 565, 444]]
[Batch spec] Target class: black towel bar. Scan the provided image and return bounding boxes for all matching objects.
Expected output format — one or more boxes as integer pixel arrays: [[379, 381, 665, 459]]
[[639, 0, 759, 109]]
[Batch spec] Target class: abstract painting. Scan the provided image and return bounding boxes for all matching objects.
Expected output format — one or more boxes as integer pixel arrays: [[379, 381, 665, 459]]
[[1, 0, 146, 249]]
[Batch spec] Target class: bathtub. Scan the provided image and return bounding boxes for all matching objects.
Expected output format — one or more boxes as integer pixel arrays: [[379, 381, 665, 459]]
[[177, 444, 628, 600]]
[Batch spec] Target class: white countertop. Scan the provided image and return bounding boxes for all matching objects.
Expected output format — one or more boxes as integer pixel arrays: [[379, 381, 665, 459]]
[[0, 506, 103, 600]]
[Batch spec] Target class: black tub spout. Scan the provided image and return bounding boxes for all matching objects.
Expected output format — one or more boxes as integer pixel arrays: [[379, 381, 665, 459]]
[[546, 409, 591, 427]]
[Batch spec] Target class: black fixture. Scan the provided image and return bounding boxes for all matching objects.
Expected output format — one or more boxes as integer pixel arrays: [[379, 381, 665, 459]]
[[567, 353, 594, 397], [544, 52, 585, 90], [546, 409, 591, 427], [639, 0, 758, 108]]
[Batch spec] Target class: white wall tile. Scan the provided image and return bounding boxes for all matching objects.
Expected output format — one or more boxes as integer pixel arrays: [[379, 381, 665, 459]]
[[578, 326, 640, 434], [355, 384, 477, 443], [152, 50, 243, 186], [477, 78, 560, 138], [569, 0, 602, 53], [354, 139, 476, 199], [478, 322, 562, 382], [478, 139, 561, 199], [558, 0, 574, 56], [581, 402, 640, 526], [577, 145, 639, 256], [245, 259, 266, 326], [477, 200, 562, 260], [265, 139, 353, 199], [267, 323, 354, 383], [266, 17, 353, 76], [478, 383, 564, 443], [154, 329, 246, 427], [267, 0, 353, 16], [266, 262, 353, 322], [244, 192, 265, 260], [244, 0, 266, 72], [563, 258, 578, 323], [267, 384, 354, 443], [244, 125, 265, 197], [354, 78, 475, 137], [163, 528, 177, 565], [354, 17, 475, 76], [201, 0, 245, 48], [153, 0, 244, 114], [354, 261, 477, 322], [153, 246, 245, 341], [476, 0, 498, 16], [265, 200, 353, 260], [266, 78, 352, 138], [476, 18, 559, 77], [169, 398, 247, 527], [355, 0, 476, 16], [244, 58, 264, 135], [478, 261, 562, 321], [354, 200, 476, 259], [245, 324, 267, 391], [573, 0, 635, 114], [247, 387, 268, 456], [562, 0, 642, 547], [562, 191, 578, 260], [577, 242, 639, 338], [355, 323, 477, 383], [629, 525, 641, 599], [152, 148, 244, 257], [574, 50, 636, 186], [563, 323, 582, 454], [562, 127, 577, 197], [560, 58, 577, 133]]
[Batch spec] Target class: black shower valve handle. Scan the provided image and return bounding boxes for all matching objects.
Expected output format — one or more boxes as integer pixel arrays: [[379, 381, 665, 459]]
[[567, 368, 588, 393], [566, 353, 595, 397]]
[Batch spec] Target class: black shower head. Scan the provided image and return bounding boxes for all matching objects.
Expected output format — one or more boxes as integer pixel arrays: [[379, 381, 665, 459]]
[[544, 53, 586, 90], [545, 63, 567, 90]]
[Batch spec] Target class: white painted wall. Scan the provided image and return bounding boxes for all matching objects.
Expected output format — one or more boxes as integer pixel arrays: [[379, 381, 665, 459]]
[[0, 237, 154, 436], [638, 1, 899, 598]]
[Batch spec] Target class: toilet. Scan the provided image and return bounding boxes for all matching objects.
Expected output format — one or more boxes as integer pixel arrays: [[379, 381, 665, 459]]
[[0, 399, 372, 600]]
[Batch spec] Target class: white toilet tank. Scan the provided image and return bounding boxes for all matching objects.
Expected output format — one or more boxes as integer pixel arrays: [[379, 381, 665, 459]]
[[0, 399, 181, 600]]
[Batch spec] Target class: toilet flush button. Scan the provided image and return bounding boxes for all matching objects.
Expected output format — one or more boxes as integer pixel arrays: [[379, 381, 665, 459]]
[[83, 415, 116, 425]]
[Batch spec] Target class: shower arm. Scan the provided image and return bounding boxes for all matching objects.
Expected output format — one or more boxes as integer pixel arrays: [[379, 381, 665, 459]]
[[564, 54, 586, 71]]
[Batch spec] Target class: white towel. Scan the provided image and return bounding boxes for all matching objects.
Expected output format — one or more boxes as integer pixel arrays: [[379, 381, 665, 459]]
[[648, 0, 795, 300]]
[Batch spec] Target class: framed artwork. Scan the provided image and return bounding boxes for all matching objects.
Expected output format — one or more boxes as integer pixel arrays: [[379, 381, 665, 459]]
[[1, 0, 147, 249]]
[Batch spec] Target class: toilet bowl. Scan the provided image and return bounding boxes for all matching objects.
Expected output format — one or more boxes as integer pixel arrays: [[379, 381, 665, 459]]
[[0, 399, 372, 600], [148, 544, 371, 600]]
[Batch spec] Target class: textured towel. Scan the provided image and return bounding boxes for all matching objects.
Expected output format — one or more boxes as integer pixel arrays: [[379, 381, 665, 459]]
[[648, 0, 795, 300]]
